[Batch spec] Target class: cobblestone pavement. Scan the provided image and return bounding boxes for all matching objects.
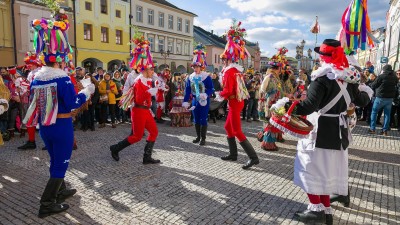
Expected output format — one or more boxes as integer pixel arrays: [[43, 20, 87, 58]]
[[0, 119, 399, 225]]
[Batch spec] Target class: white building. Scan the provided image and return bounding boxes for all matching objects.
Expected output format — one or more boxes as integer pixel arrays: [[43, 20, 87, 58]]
[[131, 0, 196, 73], [385, 0, 400, 70]]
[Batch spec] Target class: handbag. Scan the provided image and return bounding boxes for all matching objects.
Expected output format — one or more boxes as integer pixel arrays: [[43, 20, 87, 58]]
[[100, 94, 109, 103]]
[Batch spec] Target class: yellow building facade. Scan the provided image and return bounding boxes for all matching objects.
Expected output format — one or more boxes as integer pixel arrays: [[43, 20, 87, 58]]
[[69, 0, 131, 73], [0, 0, 15, 67]]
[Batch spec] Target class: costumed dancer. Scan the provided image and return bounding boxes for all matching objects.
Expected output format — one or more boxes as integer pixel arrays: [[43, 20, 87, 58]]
[[0, 74, 11, 145], [257, 50, 286, 151], [26, 9, 95, 218], [110, 34, 160, 164], [18, 52, 42, 149], [182, 43, 214, 146], [155, 69, 170, 123], [217, 20, 259, 169], [290, 39, 372, 224]]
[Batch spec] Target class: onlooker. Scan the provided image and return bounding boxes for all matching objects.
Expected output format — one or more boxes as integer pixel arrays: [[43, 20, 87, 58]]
[[94, 67, 104, 81], [246, 79, 257, 122], [390, 70, 400, 131], [369, 64, 399, 135], [112, 70, 123, 123], [98, 73, 119, 128]]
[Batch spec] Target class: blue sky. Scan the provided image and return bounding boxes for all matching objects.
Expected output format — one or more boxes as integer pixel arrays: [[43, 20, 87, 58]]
[[168, 0, 389, 58]]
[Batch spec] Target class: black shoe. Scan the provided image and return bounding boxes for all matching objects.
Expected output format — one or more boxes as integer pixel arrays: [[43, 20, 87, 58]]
[[330, 194, 350, 207], [221, 137, 238, 161], [239, 139, 259, 169], [42, 146, 47, 150], [110, 138, 130, 161], [199, 125, 207, 146], [326, 214, 333, 225], [56, 180, 77, 203], [246, 119, 252, 123], [38, 178, 69, 218], [156, 118, 165, 123], [90, 126, 95, 131], [379, 130, 388, 136], [18, 141, 37, 150], [294, 209, 326, 223], [192, 124, 201, 143], [143, 141, 161, 164]]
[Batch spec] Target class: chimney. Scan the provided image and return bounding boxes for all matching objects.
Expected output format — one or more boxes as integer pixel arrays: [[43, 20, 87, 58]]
[[211, 30, 214, 34]]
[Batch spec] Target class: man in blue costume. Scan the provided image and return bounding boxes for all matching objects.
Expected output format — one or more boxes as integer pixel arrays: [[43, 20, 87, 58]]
[[25, 9, 95, 218], [182, 44, 214, 146]]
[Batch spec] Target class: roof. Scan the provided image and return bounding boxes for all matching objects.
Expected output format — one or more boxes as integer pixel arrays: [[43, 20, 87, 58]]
[[194, 26, 226, 49], [150, 0, 197, 16]]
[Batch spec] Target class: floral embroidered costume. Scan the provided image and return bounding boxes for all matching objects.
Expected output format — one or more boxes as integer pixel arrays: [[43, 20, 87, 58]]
[[26, 8, 95, 218], [183, 44, 214, 145], [110, 34, 161, 164], [217, 20, 259, 169]]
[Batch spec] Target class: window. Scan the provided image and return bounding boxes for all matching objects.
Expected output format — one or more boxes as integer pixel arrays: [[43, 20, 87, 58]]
[[148, 9, 154, 25], [136, 6, 143, 22], [185, 20, 190, 33], [168, 15, 173, 29], [84, 24, 92, 40], [158, 12, 164, 27], [215, 54, 217, 64], [148, 36, 155, 51], [116, 10, 121, 18], [184, 42, 190, 55], [101, 0, 107, 14], [85, 2, 92, 11], [177, 17, 182, 31], [218, 57, 220, 64], [101, 27, 109, 43], [167, 40, 173, 53], [116, 30, 122, 45], [176, 41, 182, 54], [158, 38, 164, 52]]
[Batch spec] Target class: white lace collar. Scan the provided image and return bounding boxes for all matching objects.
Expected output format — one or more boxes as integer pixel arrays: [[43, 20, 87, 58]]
[[311, 62, 360, 84], [189, 71, 209, 82], [224, 63, 244, 73], [34, 67, 68, 81]]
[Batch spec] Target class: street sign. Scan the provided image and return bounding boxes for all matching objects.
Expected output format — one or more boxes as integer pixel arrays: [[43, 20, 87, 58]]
[[380, 57, 388, 63]]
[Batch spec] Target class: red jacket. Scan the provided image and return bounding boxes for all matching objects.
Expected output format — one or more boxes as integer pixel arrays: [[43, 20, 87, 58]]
[[134, 76, 152, 107], [220, 67, 239, 99]]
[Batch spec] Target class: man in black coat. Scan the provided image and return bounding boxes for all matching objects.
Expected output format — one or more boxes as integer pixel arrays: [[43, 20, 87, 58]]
[[369, 64, 399, 135]]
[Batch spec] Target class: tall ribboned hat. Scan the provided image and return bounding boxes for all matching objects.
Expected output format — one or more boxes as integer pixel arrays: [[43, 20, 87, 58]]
[[268, 47, 288, 68], [191, 43, 207, 69], [129, 33, 154, 72], [221, 20, 250, 62], [315, 39, 349, 70], [31, 8, 73, 64]]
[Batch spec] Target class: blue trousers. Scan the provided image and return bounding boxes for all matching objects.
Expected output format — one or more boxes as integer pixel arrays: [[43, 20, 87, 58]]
[[370, 97, 393, 131], [192, 99, 210, 126], [40, 118, 74, 178]]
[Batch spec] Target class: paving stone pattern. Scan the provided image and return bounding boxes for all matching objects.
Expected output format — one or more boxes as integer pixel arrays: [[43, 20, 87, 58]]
[[0, 120, 399, 224]]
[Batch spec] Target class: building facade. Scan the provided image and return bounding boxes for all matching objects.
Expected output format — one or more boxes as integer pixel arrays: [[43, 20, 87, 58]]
[[194, 26, 226, 72], [385, 0, 400, 70], [69, 0, 131, 73], [131, 0, 196, 73], [0, 0, 15, 66]]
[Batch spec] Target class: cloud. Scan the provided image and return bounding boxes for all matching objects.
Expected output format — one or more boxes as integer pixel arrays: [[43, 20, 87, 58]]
[[246, 27, 303, 42], [222, 11, 232, 17], [245, 15, 288, 25]]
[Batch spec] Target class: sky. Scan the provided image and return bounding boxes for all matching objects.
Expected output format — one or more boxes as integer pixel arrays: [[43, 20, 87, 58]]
[[167, 0, 390, 58]]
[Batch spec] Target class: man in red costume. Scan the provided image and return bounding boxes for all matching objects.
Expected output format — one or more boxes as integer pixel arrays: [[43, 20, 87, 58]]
[[217, 21, 259, 169], [155, 68, 169, 123], [109, 36, 160, 164]]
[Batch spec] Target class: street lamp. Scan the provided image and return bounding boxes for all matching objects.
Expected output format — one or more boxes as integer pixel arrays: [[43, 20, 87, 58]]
[[160, 49, 170, 67]]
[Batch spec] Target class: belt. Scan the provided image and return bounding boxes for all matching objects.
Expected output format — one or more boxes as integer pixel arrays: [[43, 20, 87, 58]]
[[57, 113, 72, 119], [134, 105, 150, 109], [228, 95, 236, 100]]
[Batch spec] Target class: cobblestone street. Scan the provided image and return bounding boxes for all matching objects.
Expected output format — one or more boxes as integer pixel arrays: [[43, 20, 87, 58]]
[[0, 120, 399, 225]]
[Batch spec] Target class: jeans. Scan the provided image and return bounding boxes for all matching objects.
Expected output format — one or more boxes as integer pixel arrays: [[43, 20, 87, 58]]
[[246, 98, 257, 120], [370, 97, 393, 131], [100, 103, 116, 124], [242, 99, 249, 119]]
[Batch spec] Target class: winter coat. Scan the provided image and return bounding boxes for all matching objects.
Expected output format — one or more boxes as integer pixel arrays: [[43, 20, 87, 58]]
[[98, 80, 119, 104], [371, 65, 398, 98]]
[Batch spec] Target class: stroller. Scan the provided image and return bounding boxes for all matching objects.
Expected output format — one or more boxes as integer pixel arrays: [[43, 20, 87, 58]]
[[208, 99, 227, 123]]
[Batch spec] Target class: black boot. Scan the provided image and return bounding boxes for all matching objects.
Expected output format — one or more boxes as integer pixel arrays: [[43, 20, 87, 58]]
[[221, 137, 238, 161], [294, 209, 326, 223], [18, 141, 37, 150], [143, 141, 161, 164], [110, 138, 130, 161], [199, 125, 207, 146], [56, 180, 77, 203], [240, 139, 259, 169], [330, 194, 350, 207], [192, 124, 201, 143], [325, 214, 333, 225], [38, 178, 69, 218]]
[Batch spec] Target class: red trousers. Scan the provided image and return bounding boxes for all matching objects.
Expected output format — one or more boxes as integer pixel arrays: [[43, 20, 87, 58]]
[[27, 126, 36, 142], [307, 193, 330, 207], [127, 108, 158, 144], [224, 99, 246, 142]]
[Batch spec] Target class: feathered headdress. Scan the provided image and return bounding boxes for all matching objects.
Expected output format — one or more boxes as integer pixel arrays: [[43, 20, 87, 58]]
[[31, 8, 73, 64], [191, 43, 207, 69], [221, 19, 250, 62], [24, 52, 42, 67], [129, 33, 154, 72], [338, 0, 374, 54], [268, 47, 288, 67]]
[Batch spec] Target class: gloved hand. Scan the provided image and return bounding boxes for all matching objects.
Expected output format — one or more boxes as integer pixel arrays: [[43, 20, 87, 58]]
[[147, 87, 158, 96], [199, 93, 208, 100], [270, 97, 290, 111], [358, 84, 374, 99], [182, 102, 190, 109], [214, 92, 224, 102], [86, 83, 95, 94], [78, 83, 95, 100], [0, 105, 5, 115]]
